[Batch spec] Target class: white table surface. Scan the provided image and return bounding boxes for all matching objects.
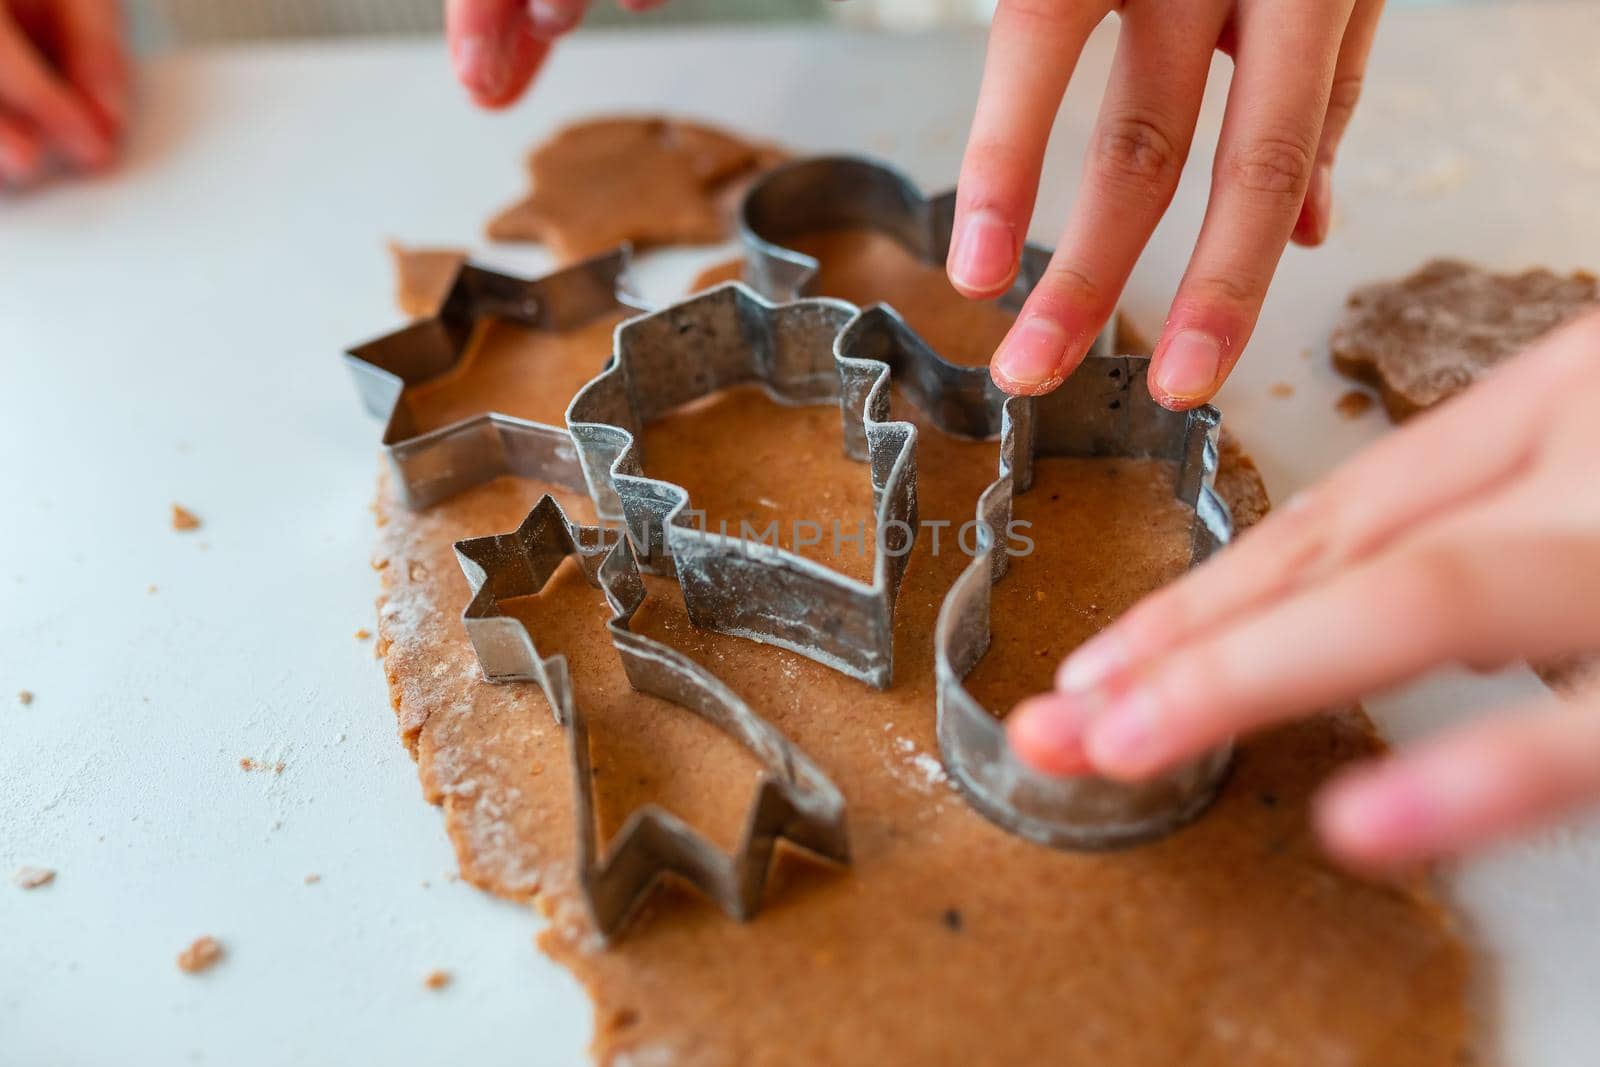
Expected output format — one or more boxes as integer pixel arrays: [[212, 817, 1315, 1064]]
[[3, 6, 1599, 1065]]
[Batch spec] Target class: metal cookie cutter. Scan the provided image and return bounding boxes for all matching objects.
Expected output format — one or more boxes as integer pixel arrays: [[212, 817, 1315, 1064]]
[[934, 354, 1235, 849], [736, 155, 1121, 351], [343, 248, 644, 510], [454, 495, 849, 941], [566, 282, 921, 689]]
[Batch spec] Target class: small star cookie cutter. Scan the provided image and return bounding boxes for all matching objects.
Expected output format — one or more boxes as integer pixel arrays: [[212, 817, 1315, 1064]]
[[343, 248, 646, 510], [566, 281, 927, 689], [454, 494, 850, 941], [934, 353, 1235, 849]]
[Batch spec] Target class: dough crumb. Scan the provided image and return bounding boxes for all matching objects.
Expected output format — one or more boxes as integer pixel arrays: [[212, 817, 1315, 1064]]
[[354, 628, 372, 641], [1269, 382, 1295, 399], [1335, 390, 1375, 419], [17, 690, 33, 706], [177, 936, 224, 974], [146, 584, 158, 594], [171, 504, 202, 531], [12, 866, 55, 889], [423, 969, 452, 991], [304, 873, 321, 885], [239, 758, 286, 774]]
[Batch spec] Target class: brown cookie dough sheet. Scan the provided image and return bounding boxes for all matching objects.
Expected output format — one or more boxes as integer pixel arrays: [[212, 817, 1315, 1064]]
[[375, 393, 1471, 1067], [371, 209, 1470, 1064]]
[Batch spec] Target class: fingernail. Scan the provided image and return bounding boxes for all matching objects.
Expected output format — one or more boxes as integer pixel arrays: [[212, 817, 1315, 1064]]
[[1311, 163, 1333, 243], [528, 0, 581, 36], [454, 34, 509, 99], [1316, 769, 1431, 866], [1056, 631, 1128, 693], [1083, 688, 1160, 778], [1008, 694, 1098, 777], [1153, 329, 1222, 402], [992, 317, 1069, 395], [948, 209, 1016, 294]]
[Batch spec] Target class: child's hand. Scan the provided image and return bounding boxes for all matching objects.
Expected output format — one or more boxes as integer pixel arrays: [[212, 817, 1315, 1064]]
[[1008, 310, 1600, 870], [0, 0, 127, 185], [445, 0, 667, 108], [952, 0, 1382, 407]]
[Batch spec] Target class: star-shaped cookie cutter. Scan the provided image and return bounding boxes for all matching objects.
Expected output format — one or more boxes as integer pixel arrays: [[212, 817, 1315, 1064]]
[[454, 495, 850, 941], [934, 354, 1235, 849], [566, 282, 928, 689], [343, 248, 646, 510]]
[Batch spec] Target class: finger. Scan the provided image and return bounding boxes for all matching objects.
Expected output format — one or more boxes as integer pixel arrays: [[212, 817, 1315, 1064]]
[[0, 109, 45, 185], [947, 0, 1113, 313], [1054, 309, 1594, 694], [1316, 691, 1600, 869], [992, 0, 1228, 396], [1009, 691, 1098, 777], [445, 0, 552, 108], [616, 0, 671, 11], [0, 9, 113, 170], [1075, 514, 1600, 782], [1292, 0, 1383, 247], [1147, 0, 1354, 409], [56, 0, 130, 137]]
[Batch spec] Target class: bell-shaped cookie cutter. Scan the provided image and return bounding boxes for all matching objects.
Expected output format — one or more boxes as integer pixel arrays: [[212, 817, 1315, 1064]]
[[454, 479, 849, 941], [738, 155, 1044, 308], [566, 282, 923, 689], [934, 354, 1235, 849], [736, 154, 1120, 366], [343, 248, 646, 510]]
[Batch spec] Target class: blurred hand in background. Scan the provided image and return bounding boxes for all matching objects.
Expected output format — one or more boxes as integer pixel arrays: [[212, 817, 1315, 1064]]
[[445, 0, 668, 108], [0, 0, 128, 185]]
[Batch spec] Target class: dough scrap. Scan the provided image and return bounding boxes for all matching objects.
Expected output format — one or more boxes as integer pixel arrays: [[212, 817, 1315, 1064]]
[[177, 936, 224, 974], [1330, 258, 1597, 421], [11, 866, 54, 889], [487, 117, 786, 263]]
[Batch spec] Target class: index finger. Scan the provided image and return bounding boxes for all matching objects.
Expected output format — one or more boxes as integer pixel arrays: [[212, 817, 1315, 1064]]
[[445, 0, 553, 108], [947, 0, 1113, 307]]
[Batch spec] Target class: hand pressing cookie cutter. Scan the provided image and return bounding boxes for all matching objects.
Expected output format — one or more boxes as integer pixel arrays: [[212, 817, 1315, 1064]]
[[736, 154, 1118, 360], [935, 355, 1235, 849], [566, 282, 921, 689], [343, 248, 645, 510], [454, 494, 850, 941]]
